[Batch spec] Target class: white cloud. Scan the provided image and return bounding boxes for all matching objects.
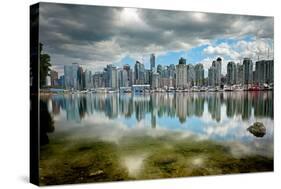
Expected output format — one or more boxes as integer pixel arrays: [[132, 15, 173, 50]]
[[203, 42, 240, 60], [39, 3, 273, 73], [235, 38, 273, 61], [199, 37, 273, 75]]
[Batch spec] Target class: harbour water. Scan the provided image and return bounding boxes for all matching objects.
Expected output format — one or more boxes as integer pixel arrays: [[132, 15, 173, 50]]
[[39, 91, 273, 185]]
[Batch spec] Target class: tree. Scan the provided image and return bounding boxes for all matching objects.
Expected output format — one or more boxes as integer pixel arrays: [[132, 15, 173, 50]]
[[40, 43, 51, 88]]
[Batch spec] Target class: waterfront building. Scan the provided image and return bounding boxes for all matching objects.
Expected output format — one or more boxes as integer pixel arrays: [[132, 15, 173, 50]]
[[93, 72, 104, 88], [104, 64, 118, 89], [159, 77, 172, 89], [194, 63, 204, 86], [227, 62, 237, 85], [132, 84, 150, 94], [237, 63, 244, 85], [58, 75, 64, 87], [119, 69, 129, 87], [103, 67, 109, 88], [84, 69, 92, 89], [144, 69, 151, 85], [243, 58, 253, 85], [179, 57, 186, 64], [255, 60, 265, 84], [107, 64, 118, 89], [208, 66, 215, 86], [50, 70, 58, 87], [151, 72, 160, 89], [253, 70, 257, 84], [212, 57, 222, 86], [150, 53, 156, 73], [134, 61, 145, 84], [168, 64, 176, 79], [64, 63, 79, 90], [255, 59, 274, 84], [123, 64, 133, 86], [77, 66, 84, 90], [266, 60, 274, 84], [72, 63, 79, 90], [64, 65, 72, 89], [176, 57, 187, 89], [207, 58, 222, 87], [157, 64, 163, 75], [187, 64, 195, 87]]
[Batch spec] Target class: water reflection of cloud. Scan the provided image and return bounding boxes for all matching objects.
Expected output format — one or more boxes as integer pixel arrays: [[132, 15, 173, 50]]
[[228, 139, 273, 158], [46, 92, 273, 158], [51, 103, 273, 151], [53, 112, 185, 145], [122, 153, 148, 177], [51, 110, 273, 158], [191, 157, 205, 167]]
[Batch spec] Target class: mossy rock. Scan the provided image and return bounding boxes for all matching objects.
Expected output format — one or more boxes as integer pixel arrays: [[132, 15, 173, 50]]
[[247, 122, 266, 137]]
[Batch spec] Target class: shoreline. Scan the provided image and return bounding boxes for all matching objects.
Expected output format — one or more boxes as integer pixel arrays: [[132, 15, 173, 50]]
[[39, 89, 273, 95]]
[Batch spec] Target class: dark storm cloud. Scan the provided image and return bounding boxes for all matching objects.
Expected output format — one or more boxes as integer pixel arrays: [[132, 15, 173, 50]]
[[39, 2, 273, 72]]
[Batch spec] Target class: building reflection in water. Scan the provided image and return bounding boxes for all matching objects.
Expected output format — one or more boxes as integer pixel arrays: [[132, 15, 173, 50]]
[[44, 92, 273, 124]]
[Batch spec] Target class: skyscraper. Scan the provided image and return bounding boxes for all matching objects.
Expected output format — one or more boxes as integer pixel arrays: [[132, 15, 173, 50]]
[[144, 69, 151, 85], [119, 69, 129, 87], [84, 69, 92, 89], [208, 66, 215, 86], [151, 72, 160, 89], [227, 62, 237, 85], [207, 58, 222, 87], [77, 66, 84, 90], [162, 66, 169, 78], [176, 57, 187, 89], [64, 63, 79, 90], [256, 60, 274, 84], [179, 57, 186, 64], [255, 60, 266, 84], [237, 63, 244, 85], [243, 58, 253, 85], [58, 75, 64, 87], [157, 64, 163, 75], [64, 65, 72, 90], [93, 72, 104, 88], [106, 64, 118, 89], [266, 60, 274, 84], [168, 64, 176, 78], [50, 70, 58, 86], [213, 57, 222, 86], [104, 67, 109, 88], [150, 53, 156, 73], [194, 63, 204, 86], [123, 64, 132, 86], [72, 63, 79, 90], [187, 64, 195, 87], [134, 61, 145, 84]]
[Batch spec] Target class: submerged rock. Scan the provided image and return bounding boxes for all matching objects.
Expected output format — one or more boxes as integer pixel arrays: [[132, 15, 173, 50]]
[[89, 170, 104, 177], [247, 122, 266, 137]]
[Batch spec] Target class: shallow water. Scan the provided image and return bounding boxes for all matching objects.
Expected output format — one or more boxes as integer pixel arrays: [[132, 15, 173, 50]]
[[39, 91, 273, 185]]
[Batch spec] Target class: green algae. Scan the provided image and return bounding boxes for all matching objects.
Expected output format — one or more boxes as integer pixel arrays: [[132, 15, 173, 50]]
[[39, 132, 273, 185]]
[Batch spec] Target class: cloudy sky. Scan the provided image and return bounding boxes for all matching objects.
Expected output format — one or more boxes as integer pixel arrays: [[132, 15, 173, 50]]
[[39, 3, 274, 76]]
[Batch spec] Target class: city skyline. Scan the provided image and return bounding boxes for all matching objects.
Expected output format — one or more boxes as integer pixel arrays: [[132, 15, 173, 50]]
[[39, 3, 274, 77], [50, 53, 273, 76], [49, 55, 273, 91]]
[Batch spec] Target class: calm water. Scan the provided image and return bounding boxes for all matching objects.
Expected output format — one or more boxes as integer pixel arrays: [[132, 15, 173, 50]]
[[40, 91, 274, 185]]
